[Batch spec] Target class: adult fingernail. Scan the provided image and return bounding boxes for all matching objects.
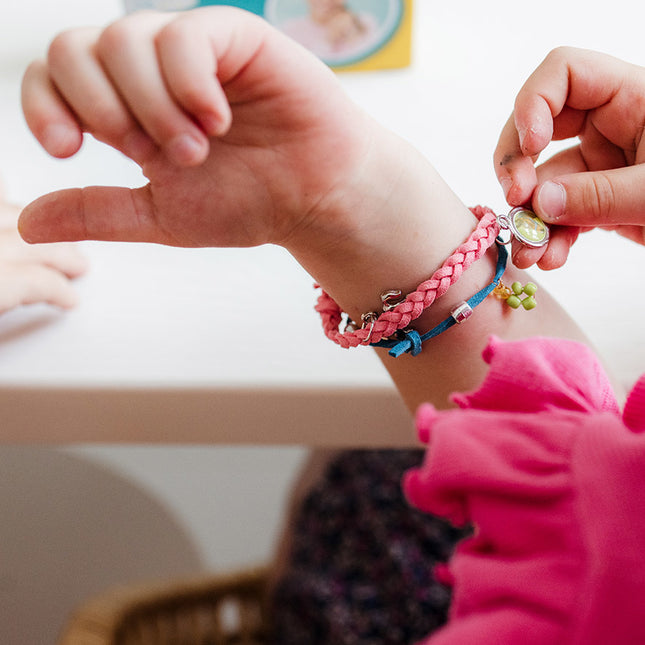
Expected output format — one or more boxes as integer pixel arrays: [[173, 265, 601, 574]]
[[536, 181, 566, 221]]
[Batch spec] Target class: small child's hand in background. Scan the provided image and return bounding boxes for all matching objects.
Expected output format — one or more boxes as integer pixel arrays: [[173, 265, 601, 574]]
[[0, 192, 87, 314], [19, 7, 382, 256], [494, 47, 645, 270]]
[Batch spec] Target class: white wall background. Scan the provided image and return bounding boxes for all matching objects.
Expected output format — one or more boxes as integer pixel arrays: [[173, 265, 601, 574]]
[[2, 0, 645, 643]]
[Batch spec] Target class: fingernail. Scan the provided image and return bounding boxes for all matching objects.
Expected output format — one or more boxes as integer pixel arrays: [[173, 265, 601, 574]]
[[536, 181, 566, 220], [16, 213, 28, 241], [42, 124, 78, 157], [517, 126, 527, 151], [200, 112, 229, 137], [167, 133, 207, 166]]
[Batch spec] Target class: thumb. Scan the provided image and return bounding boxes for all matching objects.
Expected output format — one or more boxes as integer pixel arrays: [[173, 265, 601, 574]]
[[18, 185, 167, 245], [533, 165, 645, 228]]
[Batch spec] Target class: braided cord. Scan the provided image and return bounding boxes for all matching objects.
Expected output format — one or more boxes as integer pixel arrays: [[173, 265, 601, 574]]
[[315, 206, 500, 348], [374, 242, 508, 357]]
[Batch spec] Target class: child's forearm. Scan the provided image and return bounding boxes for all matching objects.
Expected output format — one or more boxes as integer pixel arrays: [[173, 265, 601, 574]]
[[286, 124, 589, 412], [18, 8, 591, 414]]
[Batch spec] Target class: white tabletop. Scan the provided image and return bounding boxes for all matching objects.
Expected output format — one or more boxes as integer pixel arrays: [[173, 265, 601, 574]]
[[1, 0, 644, 444]]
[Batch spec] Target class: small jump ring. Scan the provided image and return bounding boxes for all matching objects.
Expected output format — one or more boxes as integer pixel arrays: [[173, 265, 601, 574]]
[[361, 311, 378, 344], [362, 320, 376, 344]]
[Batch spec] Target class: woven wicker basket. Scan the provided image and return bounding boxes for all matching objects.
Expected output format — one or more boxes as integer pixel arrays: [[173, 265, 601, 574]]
[[57, 566, 271, 645]]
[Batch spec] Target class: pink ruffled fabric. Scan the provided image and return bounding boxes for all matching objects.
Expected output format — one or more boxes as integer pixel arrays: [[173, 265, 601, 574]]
[[404, 336, 645, 645]]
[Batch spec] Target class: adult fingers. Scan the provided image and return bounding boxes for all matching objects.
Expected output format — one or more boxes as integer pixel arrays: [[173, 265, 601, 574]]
[[19, 185, 174, 246], [495, 106, 592, 205], [534, 145, 588, 183], [510, 225, 580, 271], [533, 164, 645, 229], [495, 145, 583, 270], [495, 47, 636, 202], [514, 47, 630, 153], [494, 113, 538, 206]]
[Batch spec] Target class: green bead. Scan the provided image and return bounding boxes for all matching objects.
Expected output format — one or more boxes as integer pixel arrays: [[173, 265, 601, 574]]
[[511, 281, 523, 295], [522, 296, 537, 310], [506, 295, 521, 309], [523, 282, 538, 296]]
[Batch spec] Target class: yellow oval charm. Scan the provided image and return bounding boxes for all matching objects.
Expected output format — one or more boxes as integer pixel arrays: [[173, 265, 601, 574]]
[[498, 206, 549, 248], [508, 207, 549, 248]]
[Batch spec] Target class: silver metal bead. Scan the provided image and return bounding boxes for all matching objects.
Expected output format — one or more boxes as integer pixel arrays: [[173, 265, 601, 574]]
[[451, 301, 473, 323]]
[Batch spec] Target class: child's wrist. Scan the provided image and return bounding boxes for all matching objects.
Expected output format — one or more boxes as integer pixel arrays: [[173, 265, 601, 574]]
[[285, 128, 480, 321]]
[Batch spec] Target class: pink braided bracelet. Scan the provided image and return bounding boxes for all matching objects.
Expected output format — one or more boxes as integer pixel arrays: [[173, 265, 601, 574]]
[[315, 206, 501, 348]]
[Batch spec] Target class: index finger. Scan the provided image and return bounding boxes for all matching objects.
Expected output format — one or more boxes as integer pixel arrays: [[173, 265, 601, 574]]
[[514, 47, 630, 156], [495, 47, 632, 205], [494, 113, 538, 206]]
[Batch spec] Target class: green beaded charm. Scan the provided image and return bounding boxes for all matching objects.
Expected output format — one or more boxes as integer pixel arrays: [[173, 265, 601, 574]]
[[522, 295, 537, 310], [523, 282, 538, 297], [506, 295, 522, 309], [493, 280, 538, 310]]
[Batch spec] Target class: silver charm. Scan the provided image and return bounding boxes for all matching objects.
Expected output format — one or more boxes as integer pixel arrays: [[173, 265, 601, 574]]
[[381, 289, 405, 311], [450, 301, 473, 324], [497, 207, 550, 248]]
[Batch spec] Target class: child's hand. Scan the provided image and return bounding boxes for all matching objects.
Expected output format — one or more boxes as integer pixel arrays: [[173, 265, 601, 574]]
[[494, 47, 645, 269], [19, 7, 375, 252], [0, 198, 87, 314]]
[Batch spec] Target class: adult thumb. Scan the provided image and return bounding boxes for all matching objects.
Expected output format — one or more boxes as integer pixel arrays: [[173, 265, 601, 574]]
[[533, 165, 645, 229], [19, 185, 162, 245]]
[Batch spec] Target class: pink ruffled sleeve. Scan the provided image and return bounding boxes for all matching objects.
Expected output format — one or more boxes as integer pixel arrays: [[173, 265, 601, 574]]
[[404, 336, 645, 645]]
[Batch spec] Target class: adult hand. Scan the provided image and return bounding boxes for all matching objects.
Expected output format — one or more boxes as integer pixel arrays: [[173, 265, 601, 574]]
[[494, 47, 645, 269]]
